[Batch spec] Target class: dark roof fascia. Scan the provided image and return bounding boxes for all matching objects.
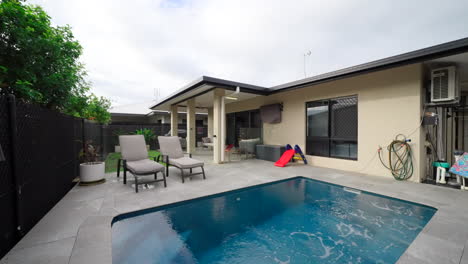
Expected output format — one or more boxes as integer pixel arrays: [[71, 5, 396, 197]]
[[150, 76, 269, 109], [270, 37, 468, 93], [110, 113, 147, 117], [151, 37, 468, 107], [202, 76, 270, 95], [150, 77, 205, 109]]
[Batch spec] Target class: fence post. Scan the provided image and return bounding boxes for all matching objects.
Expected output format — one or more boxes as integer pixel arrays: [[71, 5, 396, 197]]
[[75, 118, 82, 178], [101, 124, 106, 157], [82, 119, 86, 149], [7, 94, 24, 238]]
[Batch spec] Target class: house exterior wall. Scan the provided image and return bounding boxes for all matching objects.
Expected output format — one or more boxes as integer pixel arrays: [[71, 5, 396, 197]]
[[225, 64, 425, 182], [148, 114, 168, 123], [112, 113, 207, 125], [110, 115, 149, 123]]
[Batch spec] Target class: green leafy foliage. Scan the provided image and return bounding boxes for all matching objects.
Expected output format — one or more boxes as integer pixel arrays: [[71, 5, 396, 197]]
[[113, 129, 126, 137], [63, 94, 111, 124], [83, 95, 111, 124], [134, 128, 156, 144], [0, 0, 111, 124]]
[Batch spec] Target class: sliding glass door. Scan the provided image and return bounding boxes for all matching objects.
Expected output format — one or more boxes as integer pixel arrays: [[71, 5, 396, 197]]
[[226, 109, 262, 146]]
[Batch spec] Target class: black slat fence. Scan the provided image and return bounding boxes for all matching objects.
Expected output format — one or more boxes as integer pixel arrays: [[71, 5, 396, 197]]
[[0, 95, 208, 258]]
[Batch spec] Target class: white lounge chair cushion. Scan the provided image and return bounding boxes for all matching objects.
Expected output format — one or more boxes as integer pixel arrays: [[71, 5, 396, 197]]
[[119, 135, 148, 161], [126, 159, 164, 174], [169, 157, 204, 169], [158, 136, 184, 159]]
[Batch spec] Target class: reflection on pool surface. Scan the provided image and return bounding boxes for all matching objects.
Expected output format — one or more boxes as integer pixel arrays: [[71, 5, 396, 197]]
[[112, 177, 436, 264]]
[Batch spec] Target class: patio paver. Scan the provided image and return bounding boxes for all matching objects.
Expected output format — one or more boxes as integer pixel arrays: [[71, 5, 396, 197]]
[[1, 153, 468, 264]]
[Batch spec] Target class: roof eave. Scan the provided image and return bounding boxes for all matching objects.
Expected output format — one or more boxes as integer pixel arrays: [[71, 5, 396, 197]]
[[151, 37, 468, 107], [150, 76, 269, 109], [271, 37, 468, 93]]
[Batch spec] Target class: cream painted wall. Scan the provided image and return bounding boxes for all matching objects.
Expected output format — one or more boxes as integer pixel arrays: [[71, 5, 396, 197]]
[[226, 64, 424, 182]]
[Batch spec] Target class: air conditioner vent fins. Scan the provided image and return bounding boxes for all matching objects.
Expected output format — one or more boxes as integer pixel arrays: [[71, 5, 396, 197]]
[[430, 66, 458, 103]]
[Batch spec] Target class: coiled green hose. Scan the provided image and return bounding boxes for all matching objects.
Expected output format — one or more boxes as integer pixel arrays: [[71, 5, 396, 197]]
[[378, 135, 414, 180]]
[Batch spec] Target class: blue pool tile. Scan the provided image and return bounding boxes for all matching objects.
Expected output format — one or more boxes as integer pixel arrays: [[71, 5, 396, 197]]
[[112, 177, 436, 264]]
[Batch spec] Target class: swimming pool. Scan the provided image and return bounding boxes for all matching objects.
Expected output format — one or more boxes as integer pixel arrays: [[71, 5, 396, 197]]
[[112, 177, 436, 264]]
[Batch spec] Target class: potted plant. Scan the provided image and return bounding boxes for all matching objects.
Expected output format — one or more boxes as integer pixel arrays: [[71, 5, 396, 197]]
[[134, 128, 156, 150], [79, 140, 105, 185]]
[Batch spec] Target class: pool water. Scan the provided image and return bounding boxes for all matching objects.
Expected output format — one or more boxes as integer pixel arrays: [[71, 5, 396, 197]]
[[112, 177, 436, 264]]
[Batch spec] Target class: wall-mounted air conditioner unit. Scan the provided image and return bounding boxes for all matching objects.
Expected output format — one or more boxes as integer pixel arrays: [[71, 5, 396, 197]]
[[431, 66, 458, 103]]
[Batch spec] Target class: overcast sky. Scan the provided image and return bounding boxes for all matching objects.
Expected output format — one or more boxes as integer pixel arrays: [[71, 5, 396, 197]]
[[30, 0, 468, 106]]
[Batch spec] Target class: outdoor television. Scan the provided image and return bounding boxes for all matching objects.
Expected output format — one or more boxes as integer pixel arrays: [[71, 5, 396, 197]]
[[260, 103, 282, 124]]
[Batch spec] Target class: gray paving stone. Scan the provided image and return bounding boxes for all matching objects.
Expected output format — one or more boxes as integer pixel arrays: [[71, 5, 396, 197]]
[[397, 253, 433, 264], [13, 198, 102, 250], [424, 214, 468, 244], [73, 221, 111, 250], [2, 150, 468, 264], [405, 233, 463, 264], [461, 243, 468, 264], [68, 245, 111, 264], [0, 237, 75, 264]]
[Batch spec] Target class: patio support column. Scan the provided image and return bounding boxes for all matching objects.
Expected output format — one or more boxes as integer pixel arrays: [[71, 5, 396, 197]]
[[170, 105, 178, 136], [221, 96, 226, 162], [186, 98, 196, 154], [213, 89, 225, 164], [207, 107, 213, 138]]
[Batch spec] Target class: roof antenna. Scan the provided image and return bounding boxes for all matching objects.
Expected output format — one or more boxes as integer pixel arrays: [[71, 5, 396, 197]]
[[303, 50, 311, 78]]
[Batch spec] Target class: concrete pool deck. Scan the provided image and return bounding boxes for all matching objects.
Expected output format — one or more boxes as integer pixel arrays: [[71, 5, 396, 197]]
[[1, 154, 468, 264]]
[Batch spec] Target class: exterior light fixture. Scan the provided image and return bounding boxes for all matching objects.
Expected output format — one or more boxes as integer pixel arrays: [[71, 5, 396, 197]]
[[225, 96, 238, 100]]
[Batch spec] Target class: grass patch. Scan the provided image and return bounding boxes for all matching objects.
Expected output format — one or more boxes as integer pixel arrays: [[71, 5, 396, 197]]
[[104, 150, 161, 173]]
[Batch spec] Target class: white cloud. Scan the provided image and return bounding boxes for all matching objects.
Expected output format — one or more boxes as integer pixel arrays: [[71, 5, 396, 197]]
[[30, 0, 468, 106]]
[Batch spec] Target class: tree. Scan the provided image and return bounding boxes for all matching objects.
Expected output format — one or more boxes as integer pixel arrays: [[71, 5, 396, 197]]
[[64, 94, 111, 124], [0, 0, 111, 123]]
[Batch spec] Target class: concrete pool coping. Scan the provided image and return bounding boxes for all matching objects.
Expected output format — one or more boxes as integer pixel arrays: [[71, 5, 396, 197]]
[[1, 157, 468, 264]]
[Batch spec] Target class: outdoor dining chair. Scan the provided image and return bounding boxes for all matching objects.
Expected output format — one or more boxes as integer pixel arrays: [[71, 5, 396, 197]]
[[157, 136, 206, 183], [225, 144, 236, 162], [119, 135, 166, 193]]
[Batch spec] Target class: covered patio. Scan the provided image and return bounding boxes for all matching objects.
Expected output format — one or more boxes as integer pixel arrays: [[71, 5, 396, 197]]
[[150, 76, 269, 163]]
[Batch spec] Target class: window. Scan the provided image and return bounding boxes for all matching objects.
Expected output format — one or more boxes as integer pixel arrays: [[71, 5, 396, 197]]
[[306, 95, 357, 160]]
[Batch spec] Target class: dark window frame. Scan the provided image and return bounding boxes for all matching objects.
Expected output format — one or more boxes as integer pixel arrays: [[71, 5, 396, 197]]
[[305, 95, 358, 160]]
